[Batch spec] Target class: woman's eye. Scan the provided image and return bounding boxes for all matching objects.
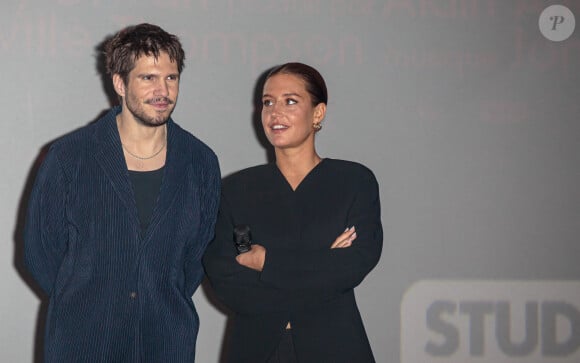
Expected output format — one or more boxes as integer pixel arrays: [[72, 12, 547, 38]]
[[263, 100, 273, 107], [286, 99, 297, 105]]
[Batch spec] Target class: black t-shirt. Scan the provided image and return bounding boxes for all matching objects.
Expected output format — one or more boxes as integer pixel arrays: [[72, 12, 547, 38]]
[[128, 166, 164, 233]]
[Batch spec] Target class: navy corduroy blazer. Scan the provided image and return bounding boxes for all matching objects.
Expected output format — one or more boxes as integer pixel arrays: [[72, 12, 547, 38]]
[[24, 107, 221, 362]]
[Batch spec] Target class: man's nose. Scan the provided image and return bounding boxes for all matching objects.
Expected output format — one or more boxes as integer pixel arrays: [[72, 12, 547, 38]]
[[155, 79, 169, 97]]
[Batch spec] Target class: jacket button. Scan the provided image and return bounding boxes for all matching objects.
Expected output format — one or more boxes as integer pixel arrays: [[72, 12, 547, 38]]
[[129, 292, 137, 299]]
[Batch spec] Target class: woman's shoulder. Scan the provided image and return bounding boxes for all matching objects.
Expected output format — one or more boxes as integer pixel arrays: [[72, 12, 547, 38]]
[[221, 163, 275, 188], [323, 158, 377, 180]]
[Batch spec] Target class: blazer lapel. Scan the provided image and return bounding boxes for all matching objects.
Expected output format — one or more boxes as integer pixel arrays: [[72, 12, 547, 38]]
[[142, 120, 188, 242], [93, 108, 140, 229]]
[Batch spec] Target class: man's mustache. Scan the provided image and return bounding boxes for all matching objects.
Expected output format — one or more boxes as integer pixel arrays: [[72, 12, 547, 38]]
[[145, 97, 174, 105]]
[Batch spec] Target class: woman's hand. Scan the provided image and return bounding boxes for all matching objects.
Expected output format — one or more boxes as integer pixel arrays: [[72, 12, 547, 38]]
[[236, 244, 266, 271], [330, 226, 357, 249], [235, 227, 356, 271]]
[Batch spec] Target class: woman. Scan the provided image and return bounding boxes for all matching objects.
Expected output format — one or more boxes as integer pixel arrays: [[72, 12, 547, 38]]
[[203, 62, 382, 363]]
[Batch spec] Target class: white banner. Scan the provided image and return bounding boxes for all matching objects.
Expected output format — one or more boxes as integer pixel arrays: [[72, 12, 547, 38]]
[[402, 280, 580, 363]]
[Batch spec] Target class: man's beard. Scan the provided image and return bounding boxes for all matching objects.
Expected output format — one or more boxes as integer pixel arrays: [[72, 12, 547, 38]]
[[126, 95, 176, 127]]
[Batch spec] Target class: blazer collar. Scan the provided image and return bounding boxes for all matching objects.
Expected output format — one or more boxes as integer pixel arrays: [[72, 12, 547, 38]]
[[146, 116, 189, 241]]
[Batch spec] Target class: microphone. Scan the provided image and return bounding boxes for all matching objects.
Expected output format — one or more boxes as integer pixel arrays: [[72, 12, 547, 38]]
[[233, 224, 252, 254]]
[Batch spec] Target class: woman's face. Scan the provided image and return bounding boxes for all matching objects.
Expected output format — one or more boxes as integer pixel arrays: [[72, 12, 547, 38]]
[[261, 73, 325, 151]]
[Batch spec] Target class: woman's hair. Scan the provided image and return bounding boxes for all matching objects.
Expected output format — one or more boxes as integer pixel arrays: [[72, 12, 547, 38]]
[[104, 23, 185, 84], [266, 62, 328, 106]]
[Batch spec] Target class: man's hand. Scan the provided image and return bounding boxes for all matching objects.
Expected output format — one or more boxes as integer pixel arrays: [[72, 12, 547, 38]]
[[236, 244, 266, 271], [330, 226, 357, 249]]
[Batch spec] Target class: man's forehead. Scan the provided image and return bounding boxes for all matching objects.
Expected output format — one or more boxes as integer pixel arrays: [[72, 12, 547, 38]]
[[132, 53, 178, 70]]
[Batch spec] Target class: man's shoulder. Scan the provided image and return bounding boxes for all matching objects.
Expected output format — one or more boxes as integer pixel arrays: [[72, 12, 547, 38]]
[[49, 120, 99, 155], [50, 107, 119, 151], [170, 121, 217, 159]]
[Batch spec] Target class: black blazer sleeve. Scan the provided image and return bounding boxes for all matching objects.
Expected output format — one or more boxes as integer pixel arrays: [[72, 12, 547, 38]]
[[204, 194, 306, 315]]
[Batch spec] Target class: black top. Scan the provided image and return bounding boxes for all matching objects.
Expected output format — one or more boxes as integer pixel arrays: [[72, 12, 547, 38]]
[[203, 158, 383, 363], [128, 166, 164, 233]]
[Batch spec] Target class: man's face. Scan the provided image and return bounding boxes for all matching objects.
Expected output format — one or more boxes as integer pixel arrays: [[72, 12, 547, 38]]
[[116, 52, 180, 127]]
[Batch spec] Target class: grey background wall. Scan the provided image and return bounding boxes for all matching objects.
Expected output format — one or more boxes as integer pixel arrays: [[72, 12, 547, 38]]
[[2, 1, 580, 362]]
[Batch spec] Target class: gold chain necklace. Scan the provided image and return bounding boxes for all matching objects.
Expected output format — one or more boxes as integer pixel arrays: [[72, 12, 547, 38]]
[[122, 126, 168, 160], [117, 116, 167, 160], [122, 142, 166, 160]]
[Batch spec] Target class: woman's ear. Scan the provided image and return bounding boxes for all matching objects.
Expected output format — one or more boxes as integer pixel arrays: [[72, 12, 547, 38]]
[[314, 103, 326, 123]]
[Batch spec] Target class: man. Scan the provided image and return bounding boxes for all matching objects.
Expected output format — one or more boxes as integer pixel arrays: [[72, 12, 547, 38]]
[[24, 23, 220, 362]]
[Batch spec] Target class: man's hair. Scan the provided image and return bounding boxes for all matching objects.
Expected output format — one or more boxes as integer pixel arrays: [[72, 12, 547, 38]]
[[104, 23, 185, 84]]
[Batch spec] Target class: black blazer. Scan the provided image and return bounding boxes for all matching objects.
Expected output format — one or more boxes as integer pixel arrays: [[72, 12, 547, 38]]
[[203, 159, 382, 363]]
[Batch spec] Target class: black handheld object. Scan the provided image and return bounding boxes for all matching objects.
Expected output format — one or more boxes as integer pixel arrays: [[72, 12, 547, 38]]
[[233, 224, 252, 254]]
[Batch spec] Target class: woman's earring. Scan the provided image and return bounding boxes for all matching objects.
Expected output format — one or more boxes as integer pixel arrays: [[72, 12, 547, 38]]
[[313, 122, 322, 131]]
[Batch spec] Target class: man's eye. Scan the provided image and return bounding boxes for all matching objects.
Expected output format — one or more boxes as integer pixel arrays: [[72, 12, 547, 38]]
[[287, 99, 297, 105]]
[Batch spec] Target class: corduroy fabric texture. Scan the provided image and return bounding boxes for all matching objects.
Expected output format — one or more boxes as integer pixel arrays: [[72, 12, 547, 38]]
[[24, 106, 221, 362]]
